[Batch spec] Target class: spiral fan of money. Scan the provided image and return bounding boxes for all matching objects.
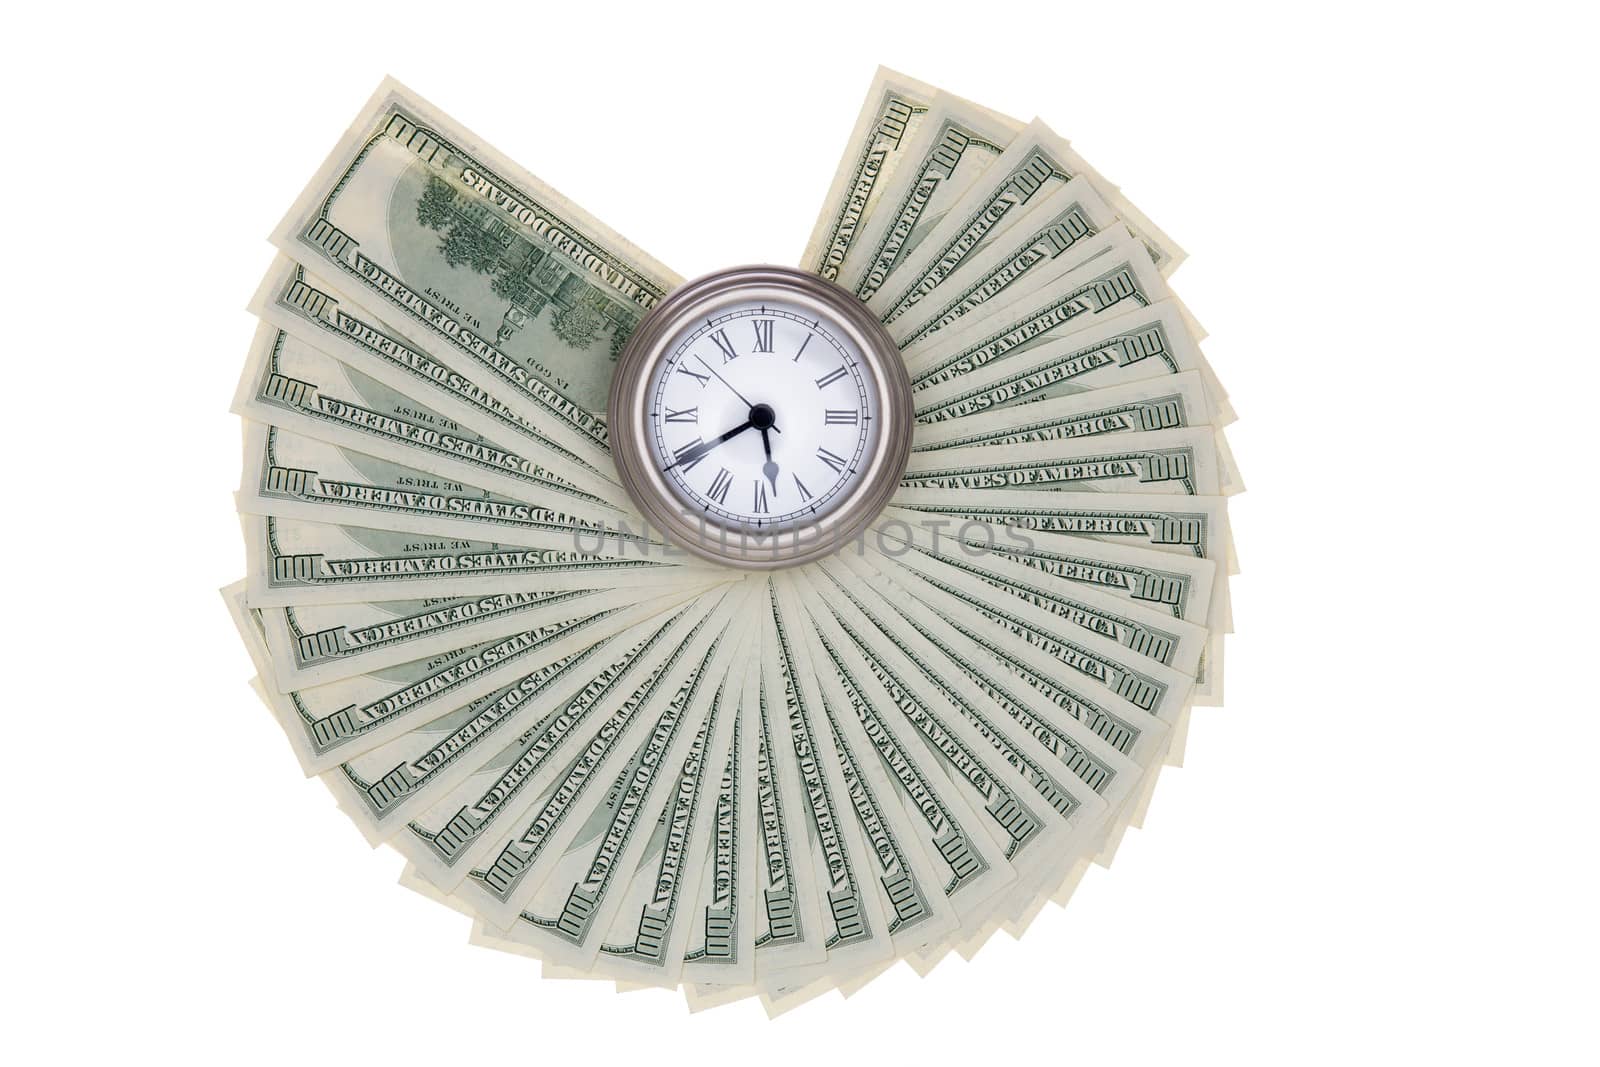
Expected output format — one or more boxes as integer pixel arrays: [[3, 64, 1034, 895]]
[[226, 71, 1240, 1015]]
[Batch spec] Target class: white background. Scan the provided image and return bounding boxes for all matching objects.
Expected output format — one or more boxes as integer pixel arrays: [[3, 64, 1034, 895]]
[[4, 1, 1596, 1062]]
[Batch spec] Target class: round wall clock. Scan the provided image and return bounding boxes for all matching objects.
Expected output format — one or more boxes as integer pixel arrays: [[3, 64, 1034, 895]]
[[609, 265, 912, 568]]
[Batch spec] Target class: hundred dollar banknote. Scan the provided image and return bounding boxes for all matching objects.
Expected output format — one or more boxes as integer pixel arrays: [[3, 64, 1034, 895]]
[[912, 369, 1211, 443], [886, 486, 1234, 696], [751, 580, 896, 1001], [800, 613, 1019, 928], [890, 486, 1233, 569], [836, 547, 1194, 766], [912, 302, 1212, 421], [439, 583, 751, 929], [900, 427, 1224, 496], [251, 256, 619, 498], [879, 174, 1119, 345], [236, 422, 653, 553], [873, 507, 1217, 631], [316, 620, 692, 848], [867, 510, 1223, 703], [553, 670, 741, 986], [863, 118, 1183, 330], [242, 514, 725, 608], [402, 598, 734, 905], [271, 78, 680, 468], [223, 582, 698, 776], [468, 663, 734, 972], [818, 553, 1177, 814], [234, 321, 621, 514], [800, 68, 940, 280], [908, 382, 1242, 496], [903, 228, 1171, 385], [822, 551, 1154, 817], [530, 667, 768, 989], [907, 277, 1234, 427], [459, 581, 756, 947], [770, 575, 961, 959], [805, 557, 1147, 971], [794, 568, 1116, 934], [679, 670, 761, 990], [392, 605, 710, 891], [832, 93, 1020, 302], [692, 615, 833, 1004], [254, 582, 701, 692], [863, 519, 1209, 680], [866, 516, 1215, 716]]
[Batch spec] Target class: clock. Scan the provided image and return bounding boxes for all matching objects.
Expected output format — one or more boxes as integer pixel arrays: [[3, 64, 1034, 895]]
[[609, 266, 912, 568]]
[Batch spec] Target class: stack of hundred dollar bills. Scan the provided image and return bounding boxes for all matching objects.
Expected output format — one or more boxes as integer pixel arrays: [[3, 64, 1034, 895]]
[[225, 69, 1240, 1015]]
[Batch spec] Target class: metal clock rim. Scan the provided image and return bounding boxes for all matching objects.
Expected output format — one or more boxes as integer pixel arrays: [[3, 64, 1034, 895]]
[[608, 265, 912, 570]]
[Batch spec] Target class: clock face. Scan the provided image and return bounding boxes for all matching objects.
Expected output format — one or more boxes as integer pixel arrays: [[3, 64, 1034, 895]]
[[609, 266, 911, 568], [645, 301, 878, 531]]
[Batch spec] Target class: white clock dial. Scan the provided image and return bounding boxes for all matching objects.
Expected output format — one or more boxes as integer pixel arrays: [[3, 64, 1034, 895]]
[[610, 266, 911, 568], [646, 302, 878, 531]]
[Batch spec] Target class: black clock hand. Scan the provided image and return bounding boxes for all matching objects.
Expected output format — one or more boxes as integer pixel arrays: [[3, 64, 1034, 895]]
[[695, 356, 781, 433], [663, 419, 754, 470], [760, 427, 779, 492], [694, 356, 756, 407]]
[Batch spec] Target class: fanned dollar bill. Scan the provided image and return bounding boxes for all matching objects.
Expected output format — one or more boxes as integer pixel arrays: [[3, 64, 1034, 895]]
[[874, 505, 1218, 629], [900, 427, 1224, 496], [687, 615, 830, 1007], [879, 174, 1119, 344], [832, 93, 1021, 301], [223, 582, 698, 776], [800, 68, 941, 280], [254, 583, 700, 691], [882, 118, 1185, 297], [234, 321, 621, 511], [228, 70, 1240, 1014], [395, 605, 712, 891], [752, 579, 897, 1001], [237, 422, 645, 552], [460, 581, 757, 940], [271, 78, 679, 465], [904, 228, 1173, 382], [891, 484, 1235, 628], [911, 369, 1212, 443], [794, 565, 1117, 959], [912, 301, 1212, 421], [251, 256, 619, 499], [242, 514, 724, 607], [678, 671, 761, 989], [907, 370, 1242, 494]]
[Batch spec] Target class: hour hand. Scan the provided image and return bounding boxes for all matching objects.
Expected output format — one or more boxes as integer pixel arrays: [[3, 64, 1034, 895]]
[[760, 427, 779, 491]]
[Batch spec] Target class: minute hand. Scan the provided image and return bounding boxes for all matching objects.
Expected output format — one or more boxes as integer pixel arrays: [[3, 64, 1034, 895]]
[[695, 357, 781, 433], [695, 356, 756, 408], [664, 420, 753, 470]]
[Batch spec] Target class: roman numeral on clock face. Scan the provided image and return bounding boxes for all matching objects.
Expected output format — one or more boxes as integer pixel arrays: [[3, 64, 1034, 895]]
[[707, 467, 733, 505], [752, 481, 769, 514], [709, 328, 738, 362], [676, 364, 711, 386], [751, 319, 774, 353], [816, 447, 847, 473], [793, 475, 812, 501], [672, 439, 706, 472], [824, 409, 859, 425], [815, 366, 847, 389], [663, 406, 698, 423]]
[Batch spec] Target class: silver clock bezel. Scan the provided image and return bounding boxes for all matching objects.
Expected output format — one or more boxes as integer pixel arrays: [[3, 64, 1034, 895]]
[[608, 265, 912, 569]]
